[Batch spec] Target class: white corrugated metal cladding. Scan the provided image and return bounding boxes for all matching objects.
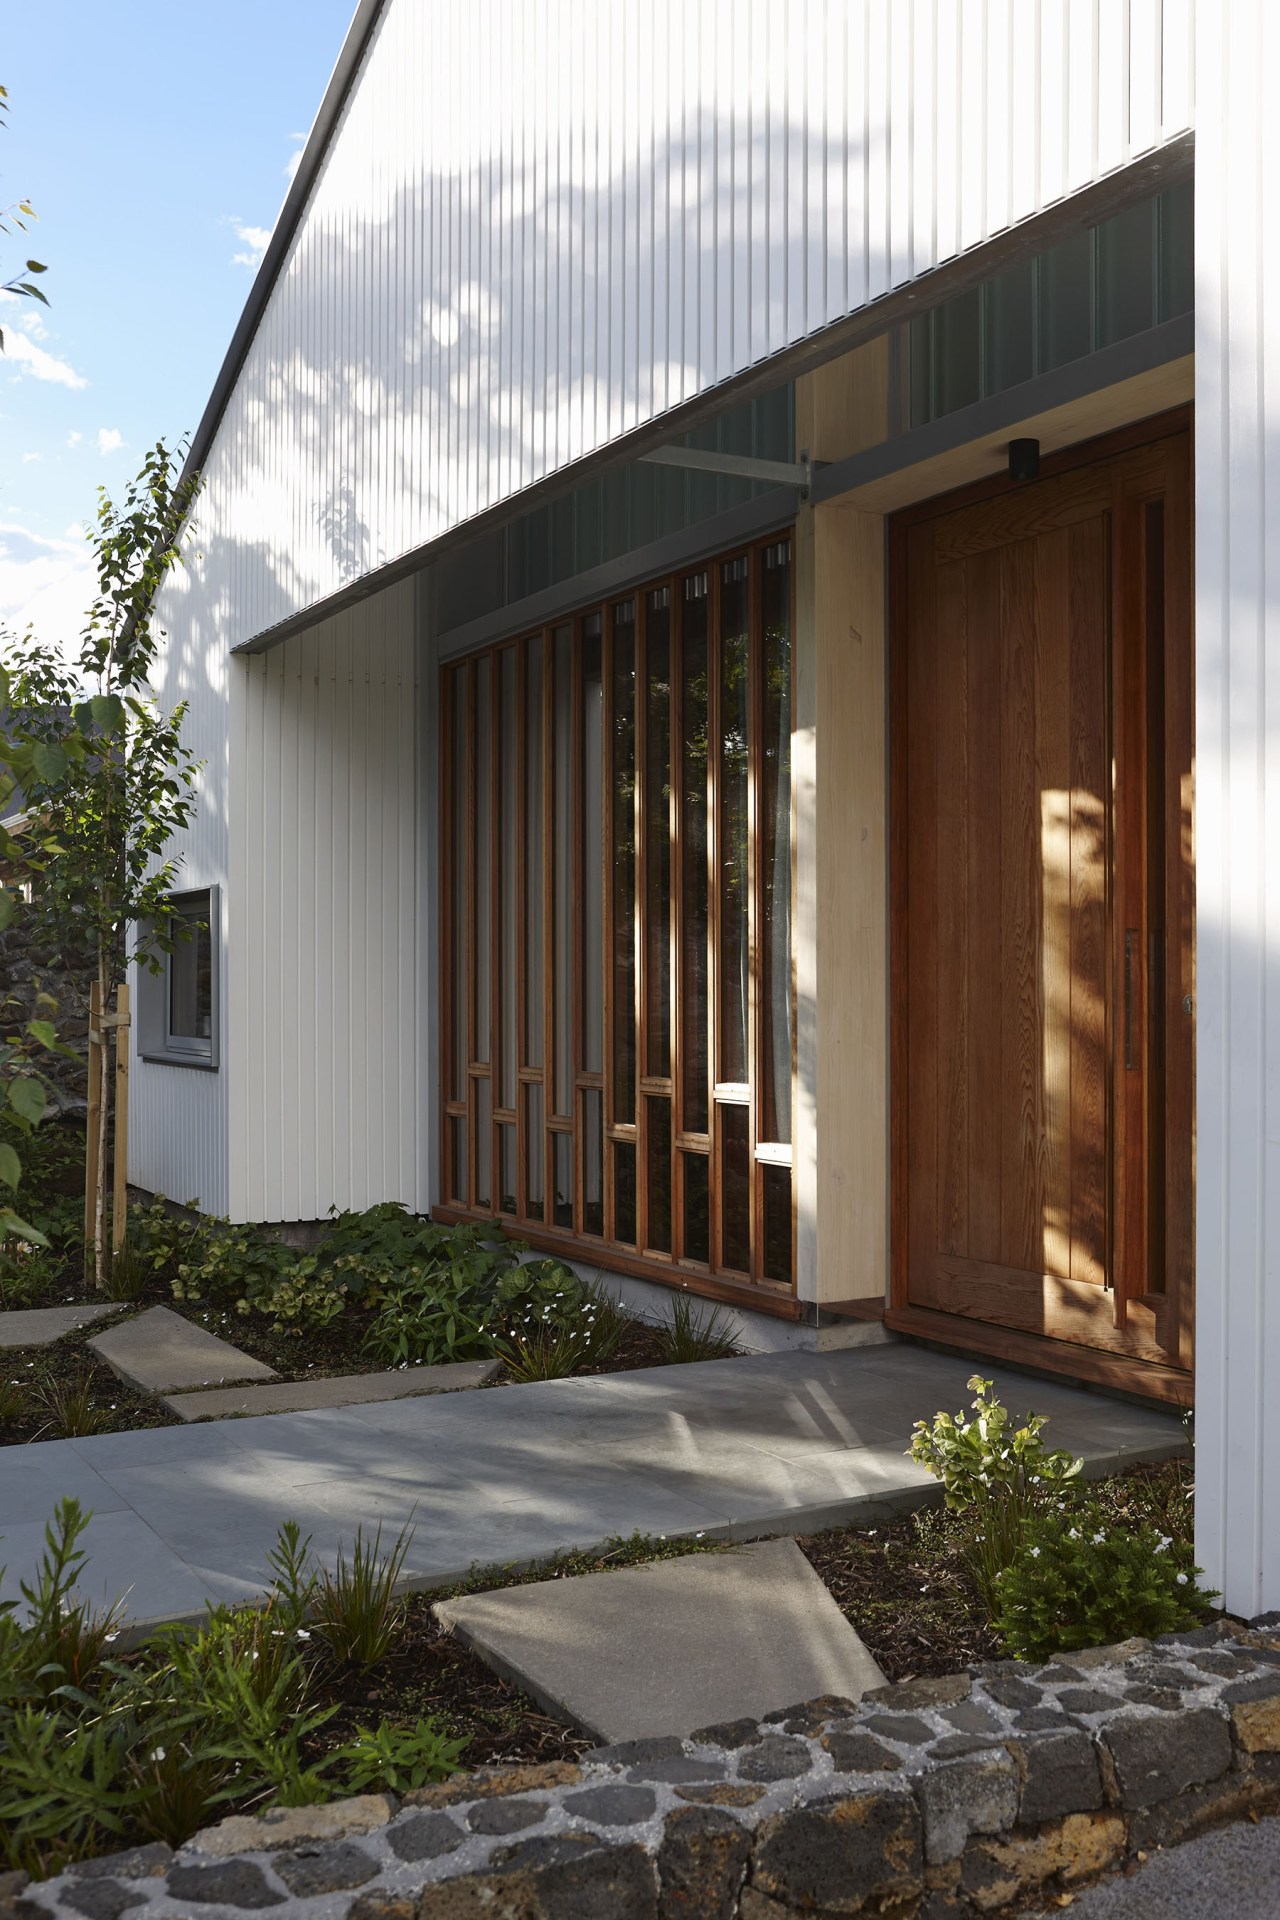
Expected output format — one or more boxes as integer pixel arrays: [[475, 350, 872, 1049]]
[[133, 8, 1196, 1243], [1193, 0, 1280, 1620], [175, 0, 1194, 647]]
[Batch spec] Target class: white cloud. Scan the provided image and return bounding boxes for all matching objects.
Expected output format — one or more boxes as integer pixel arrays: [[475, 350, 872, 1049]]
[[284, 134, 307, 183], [0, 521, 94, 656], [230, 221, 272, 269], [21, 451, 40, 464], [1, 330, 88, 389], [96, 427, 122, 456], [66, 430, 82, 447]]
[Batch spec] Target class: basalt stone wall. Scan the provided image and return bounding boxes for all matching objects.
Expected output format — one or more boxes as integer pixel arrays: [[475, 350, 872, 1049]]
[[10, 1623, 1280, 1920], [0, 913, 91, 1115]]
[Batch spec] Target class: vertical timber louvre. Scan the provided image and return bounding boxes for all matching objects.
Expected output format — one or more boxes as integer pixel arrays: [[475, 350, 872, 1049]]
[[440, 534, 795, 1297]]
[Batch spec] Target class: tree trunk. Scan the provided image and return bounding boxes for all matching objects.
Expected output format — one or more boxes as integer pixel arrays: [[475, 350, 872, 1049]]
[[93, 949, 111, 1291]]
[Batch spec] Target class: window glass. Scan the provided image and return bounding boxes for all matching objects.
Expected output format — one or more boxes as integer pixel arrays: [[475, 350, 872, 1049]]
[[168, 895, 212, 1042]]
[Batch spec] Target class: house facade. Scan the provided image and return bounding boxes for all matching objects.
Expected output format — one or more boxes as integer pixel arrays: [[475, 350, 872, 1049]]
[[129, 0, 1280, 1616]]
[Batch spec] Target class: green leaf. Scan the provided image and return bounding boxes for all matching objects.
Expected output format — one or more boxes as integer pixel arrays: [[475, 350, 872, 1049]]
[[0, 1142, 19, 1189], [0, 1207, 48, 1246], [7, 1078, 46, 1125], [0, 890, 14, 931], [89, 693, 126, 733], [31, 742, 68, 783], [26, 1018, 59, 1050]]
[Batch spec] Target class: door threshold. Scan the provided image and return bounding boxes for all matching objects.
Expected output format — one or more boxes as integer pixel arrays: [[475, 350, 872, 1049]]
[[883, 1305, 1194, 1410]]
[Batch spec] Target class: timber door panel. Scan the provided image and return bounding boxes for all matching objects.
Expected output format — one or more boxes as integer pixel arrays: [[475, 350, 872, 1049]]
[[892, 428, 1192, 1376]]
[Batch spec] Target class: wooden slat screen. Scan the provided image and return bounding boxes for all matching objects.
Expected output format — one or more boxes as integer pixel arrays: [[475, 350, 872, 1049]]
[[440, 532, 795, 1295]]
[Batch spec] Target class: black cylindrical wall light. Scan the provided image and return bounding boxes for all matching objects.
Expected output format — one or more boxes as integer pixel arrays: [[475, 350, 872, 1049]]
[[1008, 437, 1041, 482]]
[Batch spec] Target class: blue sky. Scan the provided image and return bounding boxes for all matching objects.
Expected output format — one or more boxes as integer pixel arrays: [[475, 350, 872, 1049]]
[[0, 0, 355, 644]]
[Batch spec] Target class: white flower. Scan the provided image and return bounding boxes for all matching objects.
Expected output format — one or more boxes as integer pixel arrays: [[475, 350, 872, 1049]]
[[104, 1631, 119, 1643], [1067, 1529, 1080, 1541], [151, 1747, 166, 1762], [1093, 1532, 1107, 1545], [1029, 1547, 1041, 1559], [1176, 1572, 1189, 1585], [1155, 1535, 1172, 1554], [296, 1628, 311, 1639]]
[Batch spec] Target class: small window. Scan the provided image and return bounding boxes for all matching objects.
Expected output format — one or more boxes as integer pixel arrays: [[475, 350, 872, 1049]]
[[166, 893, 213, 1051], [138, 885, 219, 1070]]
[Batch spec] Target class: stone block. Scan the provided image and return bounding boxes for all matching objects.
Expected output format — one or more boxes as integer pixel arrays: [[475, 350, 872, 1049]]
[[417, 1842, 658, 1918], [64, 1845, 172, 1882], [673, 1784, 765, 1808], [166, 1861, 285, 1907], [751, 1788, 923, 1915], [823, 1729, 904, 1774], [466, 1797, 549, 1834], [1127, 1768, 1280, 1851], [1232, 1692, 1280, 1756], [271, 1843, 378, 1897], [408, 1761, 581, 1807], [1099, 1705, 1233, 1808], [1057, 1687, 1124, 1715], [163, 1359, 501, 1420], [863, 1675, 972, 1712], [386, 1811, 465, 1863], [656, 1806, 751, 1920], [192, 1793, 395, 1858], [915, 1751, 1019, 1864], [959, 1811, 1125, 1912], [863, 1714, 935, 1745], [1012, 1727, 1103, 1825], [62, 1881, 144, 1920], [563, 1784, 657, 1826], [737, 1735, 811, 1782]]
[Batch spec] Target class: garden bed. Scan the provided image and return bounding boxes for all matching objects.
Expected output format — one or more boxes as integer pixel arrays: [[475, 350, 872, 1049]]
[[0, 1123, 737, 1444]]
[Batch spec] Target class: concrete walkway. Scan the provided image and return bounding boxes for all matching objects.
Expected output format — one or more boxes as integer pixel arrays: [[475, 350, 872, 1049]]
[[1017, 1813, 1280, 1917], [0, 1345, 1185, 1630]]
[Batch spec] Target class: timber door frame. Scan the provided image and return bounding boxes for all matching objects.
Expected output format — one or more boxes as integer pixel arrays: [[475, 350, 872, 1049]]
[[886, 406, 1194, 1406]]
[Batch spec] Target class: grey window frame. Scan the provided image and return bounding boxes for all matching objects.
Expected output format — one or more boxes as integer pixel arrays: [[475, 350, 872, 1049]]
[[137, 885, 220, 1072]]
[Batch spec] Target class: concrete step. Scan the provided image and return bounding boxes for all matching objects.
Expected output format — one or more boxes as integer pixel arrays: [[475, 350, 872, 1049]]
[[163, 1359, 503, 1421], [89, 1304, 277, 1393], [0, 1302, 126, 1349], [434, 1537, 887, 1742]]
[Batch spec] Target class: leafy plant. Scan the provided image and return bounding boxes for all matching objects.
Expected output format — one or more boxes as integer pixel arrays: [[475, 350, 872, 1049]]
[[333, 1718, 469, 1794], [0, 1379, 27, 1425], [312, 1521, 414, 1668], [909, 1375, 1083, 1605], [8, 1499, 125, 1697], [31, 1371, 112, 1441], [500, 1283, 629, 1380], [362, 1270, 497, 1367], [993, 1506, 1215, 1661], [655, 1292, 739, 1364], [102, 1241, 146, 1303]]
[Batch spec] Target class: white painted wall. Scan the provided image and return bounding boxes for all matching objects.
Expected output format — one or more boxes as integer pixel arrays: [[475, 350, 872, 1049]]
[[197, 0, 1194, 648], [1194, 0, 1280, 1618], [227, 577, 424, 1224]]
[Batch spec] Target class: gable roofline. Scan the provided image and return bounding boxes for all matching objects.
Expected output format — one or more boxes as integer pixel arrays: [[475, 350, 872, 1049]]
[[179, 0, 387, 499]]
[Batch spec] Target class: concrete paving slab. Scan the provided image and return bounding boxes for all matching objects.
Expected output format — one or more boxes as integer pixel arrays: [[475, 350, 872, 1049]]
[[88, 1304, 277, 1392], [0, 1439, 133, 1524], [0, 1302, 125, 1349], [161, 1357, 500, 1421], [435, 1537, 886, 1741], [0, 1346, 1186, 1627]]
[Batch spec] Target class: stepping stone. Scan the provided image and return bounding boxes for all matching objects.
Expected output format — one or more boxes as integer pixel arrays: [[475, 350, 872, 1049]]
[[434, 1536, 885, 1743], [0, 1302, 126, 1349], [162, 1358, 502, 1420], [89, 1305, 277, 1393]]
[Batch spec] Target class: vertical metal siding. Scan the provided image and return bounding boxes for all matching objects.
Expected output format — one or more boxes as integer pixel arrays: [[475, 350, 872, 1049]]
[[1194, 0, 1280, 1617], [226, 578, 422, 1223], [187, 0, 1193, 649]]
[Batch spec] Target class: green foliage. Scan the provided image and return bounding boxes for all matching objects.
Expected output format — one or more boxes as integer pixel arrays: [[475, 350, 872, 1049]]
[[0, 1505, 463, 1873], [993, 1506, 1215, 1661], [31, 1371, 112, 1441], [1, 442, 202, 1286], [311, 1521, 414, 1668], [655, 1292, 739, 1364], [361, 1270, 497, 1367], [909, 1375, 1084, 1605], [500, 1282, 630, 1380], [102, 1241, 146, 1303], [333, 1718, 469, 1794]]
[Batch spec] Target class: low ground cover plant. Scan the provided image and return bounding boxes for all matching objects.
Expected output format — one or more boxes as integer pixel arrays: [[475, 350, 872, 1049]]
[[0, 1501, 467, 1875], [908, 1376, 1213, 1658]]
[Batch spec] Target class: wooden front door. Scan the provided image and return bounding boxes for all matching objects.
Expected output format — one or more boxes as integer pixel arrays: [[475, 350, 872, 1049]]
[[889, 423, 1193, 1388]]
